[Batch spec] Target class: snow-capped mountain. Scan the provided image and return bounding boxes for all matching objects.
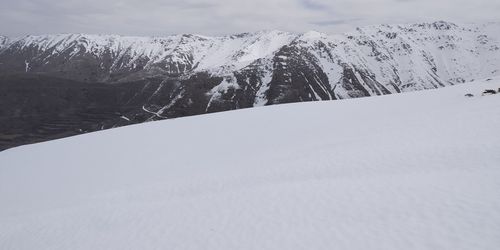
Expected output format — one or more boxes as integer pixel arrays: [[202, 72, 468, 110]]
[[0, 30, 296, 81], [2, 21, 499, 86], [0, 21, 499, 150]]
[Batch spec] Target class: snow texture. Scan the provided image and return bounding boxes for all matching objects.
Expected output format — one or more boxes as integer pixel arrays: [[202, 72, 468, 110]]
[[1, 78, 499, 250]]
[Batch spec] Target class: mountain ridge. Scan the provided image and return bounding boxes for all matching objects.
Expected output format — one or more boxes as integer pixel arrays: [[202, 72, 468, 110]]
[[0, 20, 499, 150]]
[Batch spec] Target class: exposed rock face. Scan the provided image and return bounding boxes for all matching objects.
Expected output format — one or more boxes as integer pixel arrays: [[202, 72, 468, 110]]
[[1, 21, 499, 150]]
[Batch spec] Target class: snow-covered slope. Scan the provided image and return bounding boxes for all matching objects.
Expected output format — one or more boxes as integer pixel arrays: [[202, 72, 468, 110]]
[[1, 78, 499, 250]]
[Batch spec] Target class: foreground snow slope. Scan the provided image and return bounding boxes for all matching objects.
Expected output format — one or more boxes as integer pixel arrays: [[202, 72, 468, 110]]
[[1, 79, 500, 250]]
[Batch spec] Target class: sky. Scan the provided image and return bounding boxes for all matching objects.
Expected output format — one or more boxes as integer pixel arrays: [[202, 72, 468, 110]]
[[1, 0, 499, 37]]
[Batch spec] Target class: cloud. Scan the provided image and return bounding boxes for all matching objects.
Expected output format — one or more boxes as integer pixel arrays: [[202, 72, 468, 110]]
[[310, 18, 363, 26], [0, 0, 499, 37], [297, 0, 329, 10]]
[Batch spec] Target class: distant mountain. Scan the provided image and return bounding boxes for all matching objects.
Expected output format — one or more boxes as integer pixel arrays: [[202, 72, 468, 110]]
[[1, 21, 499, 150], [0, 30, 295, 82]]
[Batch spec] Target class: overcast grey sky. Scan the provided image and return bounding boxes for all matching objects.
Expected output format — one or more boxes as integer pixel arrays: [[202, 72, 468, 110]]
[[1, 0, 499, 37]]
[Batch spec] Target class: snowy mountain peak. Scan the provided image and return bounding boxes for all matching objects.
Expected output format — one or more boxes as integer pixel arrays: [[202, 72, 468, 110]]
[[0, 35, 9, 50], [301, 30, 329, 40], [414, 20, 458, 30]]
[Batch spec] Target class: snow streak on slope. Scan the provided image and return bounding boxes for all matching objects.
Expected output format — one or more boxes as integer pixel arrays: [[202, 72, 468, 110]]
[[1, 79, 499, 250], [0, 36, 8, 50]]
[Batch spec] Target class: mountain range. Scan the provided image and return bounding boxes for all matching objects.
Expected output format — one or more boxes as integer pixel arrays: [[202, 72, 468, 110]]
[[1, 21, 499, 150]]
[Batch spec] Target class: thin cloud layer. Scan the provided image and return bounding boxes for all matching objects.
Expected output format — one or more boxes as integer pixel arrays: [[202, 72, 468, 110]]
[[1, 0, 499, 37]]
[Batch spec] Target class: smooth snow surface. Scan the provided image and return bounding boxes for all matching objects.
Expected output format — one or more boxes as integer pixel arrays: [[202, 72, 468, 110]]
[[1, 79, 500, 250]]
